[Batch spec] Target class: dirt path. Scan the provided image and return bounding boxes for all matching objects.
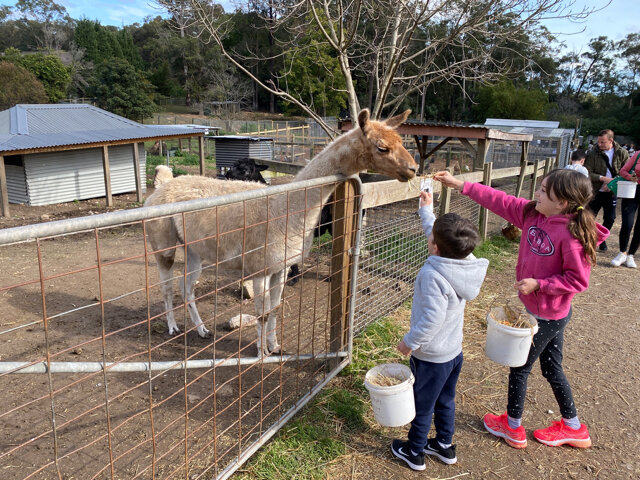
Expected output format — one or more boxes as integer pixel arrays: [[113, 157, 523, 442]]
[[326, 221, 640, 480]]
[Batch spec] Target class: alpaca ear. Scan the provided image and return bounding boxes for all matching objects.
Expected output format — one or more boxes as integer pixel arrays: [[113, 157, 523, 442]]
[[357, 109, 370, 132], [385, 109, 411, 129]]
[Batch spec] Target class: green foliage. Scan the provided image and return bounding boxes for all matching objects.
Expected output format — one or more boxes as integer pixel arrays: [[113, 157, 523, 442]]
[[92, 58, 157, 121], [3, 47, 70, 102], [0, 60, 48, 108], [473, 80, 548, 121]]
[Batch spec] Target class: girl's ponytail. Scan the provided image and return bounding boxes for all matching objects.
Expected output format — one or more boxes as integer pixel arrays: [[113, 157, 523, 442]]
[[544, 169, 599, 265]]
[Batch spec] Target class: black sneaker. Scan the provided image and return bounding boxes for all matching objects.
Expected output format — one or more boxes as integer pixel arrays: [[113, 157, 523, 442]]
[[391, 439, 426, 471], [599, 241, 608, 252], [424, 438, 457, 465]]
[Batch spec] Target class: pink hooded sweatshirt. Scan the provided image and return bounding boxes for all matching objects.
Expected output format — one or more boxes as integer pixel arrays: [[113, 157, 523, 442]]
[[462, 182, 609, 320], [619, 152, 640, 182]]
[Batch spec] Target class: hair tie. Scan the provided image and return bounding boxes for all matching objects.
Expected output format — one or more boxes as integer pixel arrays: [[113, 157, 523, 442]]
[[576, 206, 584, 211]]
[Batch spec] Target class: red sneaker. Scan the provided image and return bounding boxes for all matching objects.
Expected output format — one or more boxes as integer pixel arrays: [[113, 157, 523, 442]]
[[533, 419, 592, 448], [483, 412, 527, 448]]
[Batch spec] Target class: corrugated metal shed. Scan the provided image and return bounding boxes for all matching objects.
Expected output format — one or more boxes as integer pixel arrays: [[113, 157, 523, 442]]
[[0, 104, 207, 154], [211, 135, 274, 175]]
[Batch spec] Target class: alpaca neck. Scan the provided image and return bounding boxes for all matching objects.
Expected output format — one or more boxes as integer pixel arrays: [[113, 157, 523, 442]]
[[293, 128, 365, 183]]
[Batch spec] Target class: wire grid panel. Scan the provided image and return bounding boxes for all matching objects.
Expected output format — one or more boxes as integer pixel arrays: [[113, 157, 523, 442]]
[[0, 179, 360, 480]]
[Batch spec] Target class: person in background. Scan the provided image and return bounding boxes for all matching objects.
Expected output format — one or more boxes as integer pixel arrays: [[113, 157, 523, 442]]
[[583, 129, 629, 251], [610, 150, 640, 268], [434, 169, 608, 450], [390, 190, 489, 471], [565, 149, 588, 177]]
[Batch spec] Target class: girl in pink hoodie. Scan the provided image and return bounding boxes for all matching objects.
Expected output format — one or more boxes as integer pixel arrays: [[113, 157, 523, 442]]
[[435, 169, 609, 450]]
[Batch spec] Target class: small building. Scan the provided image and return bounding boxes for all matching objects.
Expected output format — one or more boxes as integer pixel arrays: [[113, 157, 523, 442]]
[[210, 135, 274, 177], [482, 119, 575, 168], [0, 104, 208, 217]]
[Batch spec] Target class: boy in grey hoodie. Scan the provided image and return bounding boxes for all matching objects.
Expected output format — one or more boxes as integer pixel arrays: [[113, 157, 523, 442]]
[[391, 191, 489, 471]]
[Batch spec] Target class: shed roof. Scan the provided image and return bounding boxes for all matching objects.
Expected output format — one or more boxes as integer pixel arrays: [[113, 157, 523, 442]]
[[479, 119, 574, 139], [0, 104, 207, 155]]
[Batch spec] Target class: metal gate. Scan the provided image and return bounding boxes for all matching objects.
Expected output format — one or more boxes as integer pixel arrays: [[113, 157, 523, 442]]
[[0, 175, 363, 480]]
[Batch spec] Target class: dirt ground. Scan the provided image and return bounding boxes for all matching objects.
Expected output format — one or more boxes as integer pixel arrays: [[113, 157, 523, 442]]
[[1, 194, 639, 480], [325, 219, 640, 480]]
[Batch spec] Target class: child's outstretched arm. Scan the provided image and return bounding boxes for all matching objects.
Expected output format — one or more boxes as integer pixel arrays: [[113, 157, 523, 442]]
[[434, 170, 529, 228], [418, 191, 435, 237]]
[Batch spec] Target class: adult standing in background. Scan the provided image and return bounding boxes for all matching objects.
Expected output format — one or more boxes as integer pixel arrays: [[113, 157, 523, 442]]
[[610, 151, 640, 268], [584, 129, 629, 251]]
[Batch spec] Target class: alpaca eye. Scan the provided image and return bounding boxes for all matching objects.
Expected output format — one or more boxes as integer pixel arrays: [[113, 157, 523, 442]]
[[377, 146, 389, 153]]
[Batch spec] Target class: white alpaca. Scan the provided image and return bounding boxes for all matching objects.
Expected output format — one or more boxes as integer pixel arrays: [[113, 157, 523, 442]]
[[144, 109, 417, 355], [153, 165, 174, 187]]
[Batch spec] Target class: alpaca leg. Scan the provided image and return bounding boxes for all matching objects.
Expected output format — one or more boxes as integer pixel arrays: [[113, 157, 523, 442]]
[[157, 253, 179, 335], [265, 269, 285, 354], [252, 276, 269, 356], [181, 247, 210, 338]]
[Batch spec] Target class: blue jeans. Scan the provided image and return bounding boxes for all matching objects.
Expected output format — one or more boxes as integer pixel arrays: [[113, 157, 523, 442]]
[[407, 352, 463, 451], [507, 309, 577, 419]]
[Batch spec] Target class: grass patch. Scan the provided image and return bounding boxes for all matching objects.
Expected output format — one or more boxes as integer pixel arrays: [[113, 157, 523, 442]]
[[235, 314, 407, 479], [474, 234, 519, 272]]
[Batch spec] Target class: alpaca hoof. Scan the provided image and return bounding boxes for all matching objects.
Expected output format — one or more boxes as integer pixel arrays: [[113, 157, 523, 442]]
[[168, 326, 181, 336], [268, 345, 283, 355], [197, 326, 211, 338], [286, 276, 299, 286]]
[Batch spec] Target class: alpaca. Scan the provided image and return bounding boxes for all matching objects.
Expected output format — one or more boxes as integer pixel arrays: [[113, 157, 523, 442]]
[[144, 109, 417, 356], [153, 165, 174, 187], [224, 157, 269, 184]]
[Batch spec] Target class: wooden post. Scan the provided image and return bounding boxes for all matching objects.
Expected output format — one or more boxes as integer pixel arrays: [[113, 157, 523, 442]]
[[102, 146, 113, 207], [178, 139, 182, 152], [544, 156, 553, 176], [132, 143, 143, 203], [475, 138, 490, 172], [438, 185, 452, 216], [0, 155, 10, 217], [479, 162, 493, 241], [199, 136, 205, 175], [188, 138, 192, 153], [329, 180, 358, 365], [530, 159, 540, 200], [515, 141, 529, 198]]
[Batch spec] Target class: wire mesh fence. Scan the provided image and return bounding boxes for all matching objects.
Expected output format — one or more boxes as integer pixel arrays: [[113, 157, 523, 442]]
[[0, 177, 360, 480]]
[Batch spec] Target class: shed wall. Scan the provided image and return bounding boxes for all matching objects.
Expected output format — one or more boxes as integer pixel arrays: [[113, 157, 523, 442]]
[[23, 144, 146, 206]]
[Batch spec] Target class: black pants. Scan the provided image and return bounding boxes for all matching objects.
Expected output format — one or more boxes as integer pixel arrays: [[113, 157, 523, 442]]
[[507, 309, 577, 419], [588, 190, 616, 231], [407, 352, 463, 450], [619, 188, 640, 255]]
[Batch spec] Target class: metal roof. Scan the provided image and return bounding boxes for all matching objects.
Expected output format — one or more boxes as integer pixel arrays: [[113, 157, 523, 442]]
[[0, 104, 206, 155], [484, 118, 560, 129]]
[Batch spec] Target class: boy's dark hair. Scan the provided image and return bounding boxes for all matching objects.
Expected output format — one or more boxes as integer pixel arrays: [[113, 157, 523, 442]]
[[432, 213, 480, 259], [571, 149, 586, 162]]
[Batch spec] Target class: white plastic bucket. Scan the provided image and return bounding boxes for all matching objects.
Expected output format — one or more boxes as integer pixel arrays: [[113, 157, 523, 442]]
[[485, 306, 539, 367], [617, 180, 637, 199], [364, 363, 415, 427]]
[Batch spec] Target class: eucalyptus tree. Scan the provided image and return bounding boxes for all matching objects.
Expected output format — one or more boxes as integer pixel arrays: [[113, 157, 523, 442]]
[[157, 0, 592, 135]]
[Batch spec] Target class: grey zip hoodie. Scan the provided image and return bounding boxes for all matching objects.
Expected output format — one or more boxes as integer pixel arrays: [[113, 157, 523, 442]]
[[404, 205, 489, 363]]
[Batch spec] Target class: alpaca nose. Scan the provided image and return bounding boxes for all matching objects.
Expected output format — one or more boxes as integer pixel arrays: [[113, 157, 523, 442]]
[[409, 166, 417, 173]]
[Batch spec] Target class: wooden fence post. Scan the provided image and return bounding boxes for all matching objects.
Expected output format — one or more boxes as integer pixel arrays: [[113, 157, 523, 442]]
[[329, 180, 358, 366], [530, 159, 540, 200], [199, 136, 205, 176], [102, 146, 113, 207], [438, 185, 452, 216], [132, 142, 143, 203], [0, 155, 10, 217], [479, 162, 493, 241]]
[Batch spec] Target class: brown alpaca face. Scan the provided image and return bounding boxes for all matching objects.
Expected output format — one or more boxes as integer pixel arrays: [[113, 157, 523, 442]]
[[359, 109, 417, 182]]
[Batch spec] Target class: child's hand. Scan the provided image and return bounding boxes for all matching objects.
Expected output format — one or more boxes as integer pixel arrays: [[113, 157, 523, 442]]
[[434, 171, 464, 190], [397, 340, 412, 356], [419, 191, 433, 207], [515, 278, 540, 295]]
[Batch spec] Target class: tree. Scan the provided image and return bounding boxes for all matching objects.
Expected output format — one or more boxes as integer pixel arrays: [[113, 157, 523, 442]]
[[473, 80, 548, 120], [15, 0, 73, 50], [156, 0, 593, 135], [92, 57, 157, 121], [3, 47, 70, 102], [0, 60, 48, 109], [617, 33, 640, 108]]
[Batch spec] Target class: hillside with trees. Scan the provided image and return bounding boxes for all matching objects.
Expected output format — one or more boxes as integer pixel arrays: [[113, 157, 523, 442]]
[[0, 0, 638, 142]]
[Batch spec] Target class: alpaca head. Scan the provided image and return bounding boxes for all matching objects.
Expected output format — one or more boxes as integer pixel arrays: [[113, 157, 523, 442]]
[[357, 109, 417, 182]]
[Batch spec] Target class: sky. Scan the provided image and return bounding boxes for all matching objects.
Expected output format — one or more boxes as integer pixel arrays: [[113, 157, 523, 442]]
[[0, 0, 638, 54]]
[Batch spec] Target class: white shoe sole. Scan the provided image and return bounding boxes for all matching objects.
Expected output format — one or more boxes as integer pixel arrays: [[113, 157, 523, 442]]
[[534, 436, 592, 448], [484, 420, 527, 448], [391, 445, 426, 471], [424, 448, 458, 464]]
